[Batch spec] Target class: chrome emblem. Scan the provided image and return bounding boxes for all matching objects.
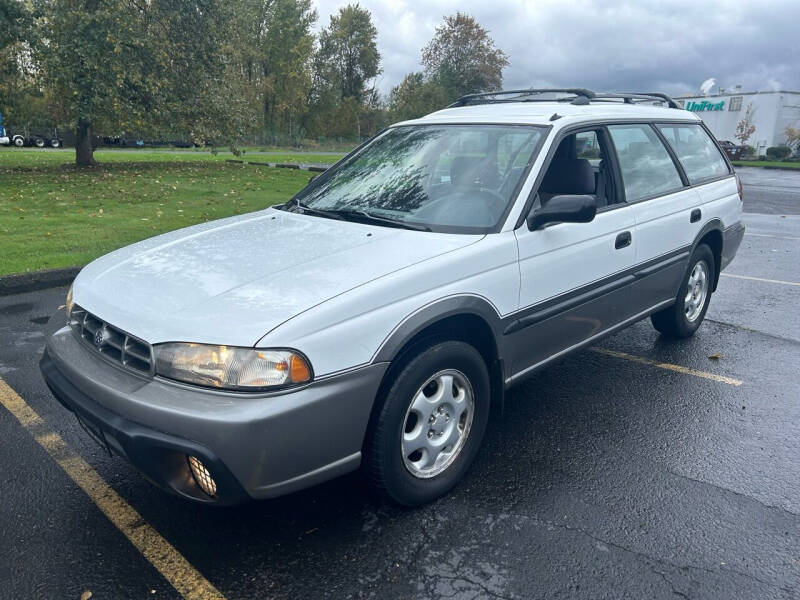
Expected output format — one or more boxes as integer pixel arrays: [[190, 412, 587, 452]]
[[94, 329, 105, 347]]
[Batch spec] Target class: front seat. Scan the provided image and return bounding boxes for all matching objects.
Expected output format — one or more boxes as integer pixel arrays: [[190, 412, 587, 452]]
[[538, 158, 596, 204]]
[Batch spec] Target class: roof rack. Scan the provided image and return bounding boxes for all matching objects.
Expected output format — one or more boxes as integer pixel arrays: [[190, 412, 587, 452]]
[[448, 88, 681, 109]]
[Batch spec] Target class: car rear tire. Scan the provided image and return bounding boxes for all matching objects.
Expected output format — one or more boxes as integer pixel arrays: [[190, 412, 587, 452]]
[[34, 137, 45, 148], [364, 340, 490, 506], [50, 139, 61, 148], [651, 244, 715, 338], [13, 136, 24, 147]]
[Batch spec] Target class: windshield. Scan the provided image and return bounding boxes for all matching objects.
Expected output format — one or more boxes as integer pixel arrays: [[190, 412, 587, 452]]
[[287, 124, 546, 233]]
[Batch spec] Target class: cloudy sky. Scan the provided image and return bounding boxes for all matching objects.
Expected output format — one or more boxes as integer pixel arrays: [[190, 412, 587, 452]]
[[312, 0, 800, 98]]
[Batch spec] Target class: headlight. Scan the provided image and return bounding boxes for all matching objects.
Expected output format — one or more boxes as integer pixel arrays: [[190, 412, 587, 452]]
[[65, 284, 74, 319], [153, 343, 312, 391]]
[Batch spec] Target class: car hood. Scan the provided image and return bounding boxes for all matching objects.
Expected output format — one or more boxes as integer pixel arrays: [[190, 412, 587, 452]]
[[73, 208, 481, 346]]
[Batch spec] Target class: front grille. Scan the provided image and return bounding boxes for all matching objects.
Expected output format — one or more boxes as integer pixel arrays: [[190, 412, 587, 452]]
[[69, 305, 154, 375]]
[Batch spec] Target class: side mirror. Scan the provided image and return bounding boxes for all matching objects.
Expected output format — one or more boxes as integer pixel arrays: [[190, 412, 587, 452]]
[[527, 194, 597, 230]]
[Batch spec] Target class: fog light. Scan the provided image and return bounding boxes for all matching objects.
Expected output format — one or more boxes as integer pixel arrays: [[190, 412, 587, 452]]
[[187, 455, 217, 497]]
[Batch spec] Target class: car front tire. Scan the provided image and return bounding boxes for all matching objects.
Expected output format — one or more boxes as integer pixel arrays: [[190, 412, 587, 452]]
[[651, 244, 715, 338], [364, 340, 491, 506]]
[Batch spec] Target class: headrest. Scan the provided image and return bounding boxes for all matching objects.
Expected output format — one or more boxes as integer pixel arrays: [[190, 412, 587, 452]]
[[540, 158, 595, 195], [450, 156, 481, 189]]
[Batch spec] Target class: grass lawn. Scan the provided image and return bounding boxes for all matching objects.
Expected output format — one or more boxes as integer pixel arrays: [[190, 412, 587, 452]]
[[732, 160, 800, 169], [0, 149, 328, 276], [0, 148, 343, 169]]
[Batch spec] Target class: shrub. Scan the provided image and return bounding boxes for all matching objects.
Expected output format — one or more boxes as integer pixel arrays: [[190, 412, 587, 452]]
[[739, 145, 756, 159], [766, 146, 792, 161]]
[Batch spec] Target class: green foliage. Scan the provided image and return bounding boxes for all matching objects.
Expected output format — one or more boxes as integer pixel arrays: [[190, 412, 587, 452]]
[[235, 0, 317, 144], [0, 0, 50, 129], [316, 3, 380, 102], [766, 146, 792, 161], [388, 72, 449, 122], [34, 0, 249, 164], [309, 3, 380, 138], [3, 4, 512, 153], [422, 12, 508, 101]]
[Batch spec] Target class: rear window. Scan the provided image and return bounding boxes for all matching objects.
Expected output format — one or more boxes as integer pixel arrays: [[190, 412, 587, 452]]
[[657, 124, 730, 184], [607, 124, 684, 202]]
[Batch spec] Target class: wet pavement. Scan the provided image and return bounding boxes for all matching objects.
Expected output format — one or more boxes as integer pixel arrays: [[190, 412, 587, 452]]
[[1, 167, 799, 599]]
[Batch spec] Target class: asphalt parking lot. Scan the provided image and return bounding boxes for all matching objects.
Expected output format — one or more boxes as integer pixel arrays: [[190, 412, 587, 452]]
[[1, 166, 799, 599]]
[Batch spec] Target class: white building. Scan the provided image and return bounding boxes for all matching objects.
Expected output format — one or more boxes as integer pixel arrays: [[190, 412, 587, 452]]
[[674, 90, 800, 154]]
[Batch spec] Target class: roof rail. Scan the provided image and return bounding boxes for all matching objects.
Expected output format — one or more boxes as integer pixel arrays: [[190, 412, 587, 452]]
[[448, 88, 595, 108], [447, 88, 681, 109], [592, 92, 681, 109]]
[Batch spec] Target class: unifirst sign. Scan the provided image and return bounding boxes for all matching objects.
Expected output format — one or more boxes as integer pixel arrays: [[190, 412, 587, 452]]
[[685, 100, 725, 112]]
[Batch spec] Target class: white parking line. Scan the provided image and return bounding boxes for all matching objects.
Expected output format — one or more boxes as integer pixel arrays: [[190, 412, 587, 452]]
[[720, 273, 800, 287], [745, 232, 800, 241]]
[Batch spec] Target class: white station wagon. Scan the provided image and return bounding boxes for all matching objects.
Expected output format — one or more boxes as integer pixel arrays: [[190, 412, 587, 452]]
[[42, 89, 745, 505]]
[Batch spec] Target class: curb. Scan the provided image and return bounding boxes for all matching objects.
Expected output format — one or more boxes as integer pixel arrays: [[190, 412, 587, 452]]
[[0, 266, 81, 296], [226, 159, 329, 172]]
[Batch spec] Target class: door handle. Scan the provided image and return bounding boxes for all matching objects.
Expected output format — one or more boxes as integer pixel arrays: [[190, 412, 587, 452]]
[[615, 231, 632, 249], [690, 208, 701, 223]]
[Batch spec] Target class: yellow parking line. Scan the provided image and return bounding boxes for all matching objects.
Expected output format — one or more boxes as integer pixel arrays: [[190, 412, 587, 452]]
[[589, 347, 743, 386], [720, 273, 800, 287], [0, 378, 226, 600]]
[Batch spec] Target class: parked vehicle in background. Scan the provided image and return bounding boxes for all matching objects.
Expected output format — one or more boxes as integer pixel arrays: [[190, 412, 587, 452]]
[[41, 88, 745, 507], [0, 125, 63, 148], [718, 140, 745, 160]]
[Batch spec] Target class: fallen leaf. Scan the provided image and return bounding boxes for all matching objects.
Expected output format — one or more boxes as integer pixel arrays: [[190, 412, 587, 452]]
[[708, 353, 722, 360], [80, 591, 93, 600]]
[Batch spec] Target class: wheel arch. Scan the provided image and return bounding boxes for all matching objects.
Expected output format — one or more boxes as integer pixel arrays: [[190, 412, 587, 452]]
[[692, 220, 723, 291], [371, 296, 506, 415]]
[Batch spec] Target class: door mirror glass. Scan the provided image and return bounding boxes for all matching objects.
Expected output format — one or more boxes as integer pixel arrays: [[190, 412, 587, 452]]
[[527, 194, 597, 230]]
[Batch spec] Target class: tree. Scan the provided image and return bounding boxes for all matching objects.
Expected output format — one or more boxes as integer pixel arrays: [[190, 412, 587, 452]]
[[422, 12, 508, 101], [0, 0, 50, 129], [734, 102, 757, 148], [34, 0, 246, 166], [317, 4, 380, 102], [235, 0, 317, 143], [313, 3, 380, 137], [785, 124, 800, 157], [388, 72, 448, 122]]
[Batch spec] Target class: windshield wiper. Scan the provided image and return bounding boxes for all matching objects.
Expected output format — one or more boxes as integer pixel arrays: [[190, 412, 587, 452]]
[[287, 200, 346, 221], [331, 210, 431, 232], [288, 200, 430, 232]]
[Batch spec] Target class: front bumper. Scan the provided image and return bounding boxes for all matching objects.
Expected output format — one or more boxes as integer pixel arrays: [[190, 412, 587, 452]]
[[41, 316, 388, 504]]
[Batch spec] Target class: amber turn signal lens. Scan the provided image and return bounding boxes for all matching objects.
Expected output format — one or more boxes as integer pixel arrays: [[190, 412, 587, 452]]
[[290, 354, 312, 383]]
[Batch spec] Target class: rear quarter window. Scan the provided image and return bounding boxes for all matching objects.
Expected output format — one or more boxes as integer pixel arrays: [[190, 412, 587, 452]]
[[657, 123, 730, 184]]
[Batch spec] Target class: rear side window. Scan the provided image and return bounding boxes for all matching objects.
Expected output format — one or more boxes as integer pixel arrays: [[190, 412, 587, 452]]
[[658, 124, 730, 184], [608, 124, 684, 202]]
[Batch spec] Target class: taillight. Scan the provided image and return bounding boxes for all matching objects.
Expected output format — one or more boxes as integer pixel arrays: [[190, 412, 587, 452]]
[[735, 173, 743, 201]]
